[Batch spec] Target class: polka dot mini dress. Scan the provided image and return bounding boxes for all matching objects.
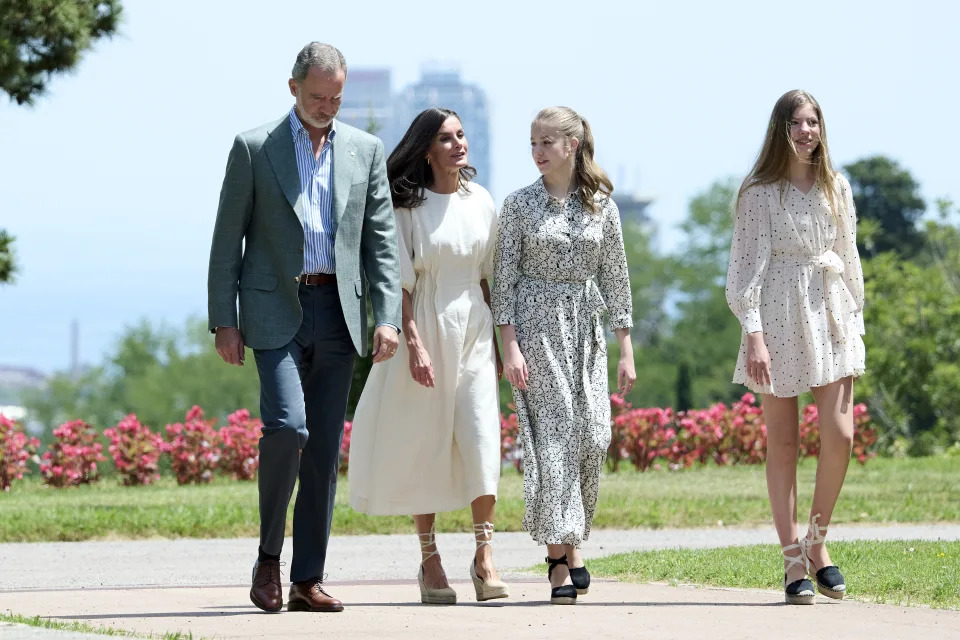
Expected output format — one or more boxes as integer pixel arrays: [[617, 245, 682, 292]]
[[725, 175, 865, 398]]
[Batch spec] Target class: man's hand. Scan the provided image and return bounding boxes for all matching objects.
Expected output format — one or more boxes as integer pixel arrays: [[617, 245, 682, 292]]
[[371, 325, 399, 363], [215, 327, 245, 366]]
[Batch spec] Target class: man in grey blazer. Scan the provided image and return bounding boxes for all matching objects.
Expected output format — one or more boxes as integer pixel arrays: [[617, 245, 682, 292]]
[[207, 42, 401, 613]]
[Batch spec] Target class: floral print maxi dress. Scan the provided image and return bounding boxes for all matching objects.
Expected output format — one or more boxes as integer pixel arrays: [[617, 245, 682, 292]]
[[492, 178, 633, 546]]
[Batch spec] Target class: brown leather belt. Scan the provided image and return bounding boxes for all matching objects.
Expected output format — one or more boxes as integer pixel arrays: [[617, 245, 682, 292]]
[[301, 273, 337, 286]]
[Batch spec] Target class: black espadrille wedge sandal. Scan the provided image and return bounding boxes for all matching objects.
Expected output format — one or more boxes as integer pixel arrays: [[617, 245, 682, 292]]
[[782, 542, 815, 605], [569, 563, 591, 595], [546, 554, 577, 605], [801, 513, 847, 599]]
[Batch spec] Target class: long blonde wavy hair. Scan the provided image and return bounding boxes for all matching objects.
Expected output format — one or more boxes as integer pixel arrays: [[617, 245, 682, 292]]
[[737, 90, 843, 220], [532, 106, 613, 213]]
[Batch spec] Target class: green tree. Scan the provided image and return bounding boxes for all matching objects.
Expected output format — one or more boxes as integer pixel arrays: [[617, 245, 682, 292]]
[[1, 0, 123, 283], [661, 179, 744, 408], [674, 358, 693, 411], [0, 229, 15, 283], [856, 198, 960, 453], [859, 251, 960, 454], [24, 318, 261, 433], [844, 156, 926, 257], [613, 220, 673, 408], [615, 180, 744, 410], [621, 220, 669, 348], [0, 0, 122, 105]]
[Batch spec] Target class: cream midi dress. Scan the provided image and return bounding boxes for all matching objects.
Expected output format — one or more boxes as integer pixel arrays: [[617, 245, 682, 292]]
[[725, 175, 866, 398], [349, 184, 501, 515]]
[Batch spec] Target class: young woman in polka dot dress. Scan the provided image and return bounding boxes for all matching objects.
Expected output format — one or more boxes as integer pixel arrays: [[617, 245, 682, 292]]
[[725, 90, 865, 605]]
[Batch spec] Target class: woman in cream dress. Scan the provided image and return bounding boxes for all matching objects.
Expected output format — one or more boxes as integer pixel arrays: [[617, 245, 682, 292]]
[[349, 108, 508, 605], [725, 90, 865, 605]]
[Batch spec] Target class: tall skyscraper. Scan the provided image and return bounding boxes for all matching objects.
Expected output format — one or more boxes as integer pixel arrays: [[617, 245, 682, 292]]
[[338, 69, 399, 152], [396, 65, 491, 189], [341, 66, 492, 189]]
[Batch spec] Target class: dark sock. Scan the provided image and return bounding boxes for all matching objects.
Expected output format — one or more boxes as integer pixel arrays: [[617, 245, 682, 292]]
[[258, 546, 280, 563]]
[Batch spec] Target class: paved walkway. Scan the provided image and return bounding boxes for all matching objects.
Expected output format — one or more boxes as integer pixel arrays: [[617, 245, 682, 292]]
[[4, 580, 960, 640], [1, 524, 958, 639]]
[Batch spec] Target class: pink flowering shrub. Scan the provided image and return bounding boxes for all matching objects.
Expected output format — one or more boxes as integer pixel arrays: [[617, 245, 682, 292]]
[[798, 401, 877, 463], [104, 414, 166, 486], [0, 395, 877, 489], [500, 406, 523, 472], [166, 406, 221, 485], [851, 403, 878, 463], [0, 415, 40, 491], [39, 420, 105, 488], [504, 392, 877, 473], [609, 396, 675, 471], [675, 395, 766, 467], [799, 403, 822, 458], [713, 393, 767, 466], [219, 409, 261, 480], [338, 421, 352, 475]]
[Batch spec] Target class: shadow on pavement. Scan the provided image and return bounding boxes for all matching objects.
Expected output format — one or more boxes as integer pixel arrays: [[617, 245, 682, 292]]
[[49, 599, 784, 620]]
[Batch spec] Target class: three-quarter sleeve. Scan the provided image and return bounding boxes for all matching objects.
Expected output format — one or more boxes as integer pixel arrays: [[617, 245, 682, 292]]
[[597, 198, 633, 330], [836, 175, 866, 335], [481, 191, 498, 283], [492, 196, 521, 325], [725, 184, 772, 334], [395, 207, 417, 293]]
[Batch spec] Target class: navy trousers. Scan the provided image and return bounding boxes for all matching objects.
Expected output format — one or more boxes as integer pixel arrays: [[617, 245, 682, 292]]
[[253, 282, 356, 582]]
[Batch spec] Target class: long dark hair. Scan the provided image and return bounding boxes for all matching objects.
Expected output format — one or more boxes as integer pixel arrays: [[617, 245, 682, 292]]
[[387, 107, 476, 210]]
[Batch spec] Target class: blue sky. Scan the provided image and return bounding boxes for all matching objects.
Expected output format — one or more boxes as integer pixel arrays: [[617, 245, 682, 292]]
[[1, 0, 957, 374]]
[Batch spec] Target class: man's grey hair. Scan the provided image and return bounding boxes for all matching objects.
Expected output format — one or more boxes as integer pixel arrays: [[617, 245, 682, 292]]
[[292, 42, 347, 82]]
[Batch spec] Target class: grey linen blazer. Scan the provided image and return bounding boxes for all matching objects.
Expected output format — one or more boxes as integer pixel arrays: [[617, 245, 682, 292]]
[[207, 115, 401, 355]]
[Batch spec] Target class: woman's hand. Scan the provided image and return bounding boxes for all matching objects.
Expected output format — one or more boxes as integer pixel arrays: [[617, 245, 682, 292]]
[[408, 340, 435, 388], [617, 355, 636, 397], [502, 342, 528, 390], [746, 332, 771, 387], [614, 328, 635, 397]]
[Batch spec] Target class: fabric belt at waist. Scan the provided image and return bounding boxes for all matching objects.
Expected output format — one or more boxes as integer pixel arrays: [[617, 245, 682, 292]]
[[769, 251, 843, 271], [519, 275, 607, 318], [770, 250, 857, 343]]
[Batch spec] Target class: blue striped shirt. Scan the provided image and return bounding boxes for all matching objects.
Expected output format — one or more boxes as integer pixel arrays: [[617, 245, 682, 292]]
[[290, 108, 336, 274], [288, 108, 398, 334]]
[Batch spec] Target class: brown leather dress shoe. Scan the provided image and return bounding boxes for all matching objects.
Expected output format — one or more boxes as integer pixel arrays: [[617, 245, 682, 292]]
[[288, 579, 344, 612], [250, 558, 283, 613]]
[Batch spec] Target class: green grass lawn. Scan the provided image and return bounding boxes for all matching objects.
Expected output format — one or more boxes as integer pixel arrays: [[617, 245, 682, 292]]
[[0, 612, 196, 639], [586, 540, 960, 610], [0, 456, 956, 542]]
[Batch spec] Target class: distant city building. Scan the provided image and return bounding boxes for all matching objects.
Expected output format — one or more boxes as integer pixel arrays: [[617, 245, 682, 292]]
[[613, 192, 654, 226], [0, 366, 47, 434], [395, 66, 491, 189], [0, 405, 27, 422], [339, 66, 491, 191], [338, 69, 399, 152], [0, 365, 46, 392]]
